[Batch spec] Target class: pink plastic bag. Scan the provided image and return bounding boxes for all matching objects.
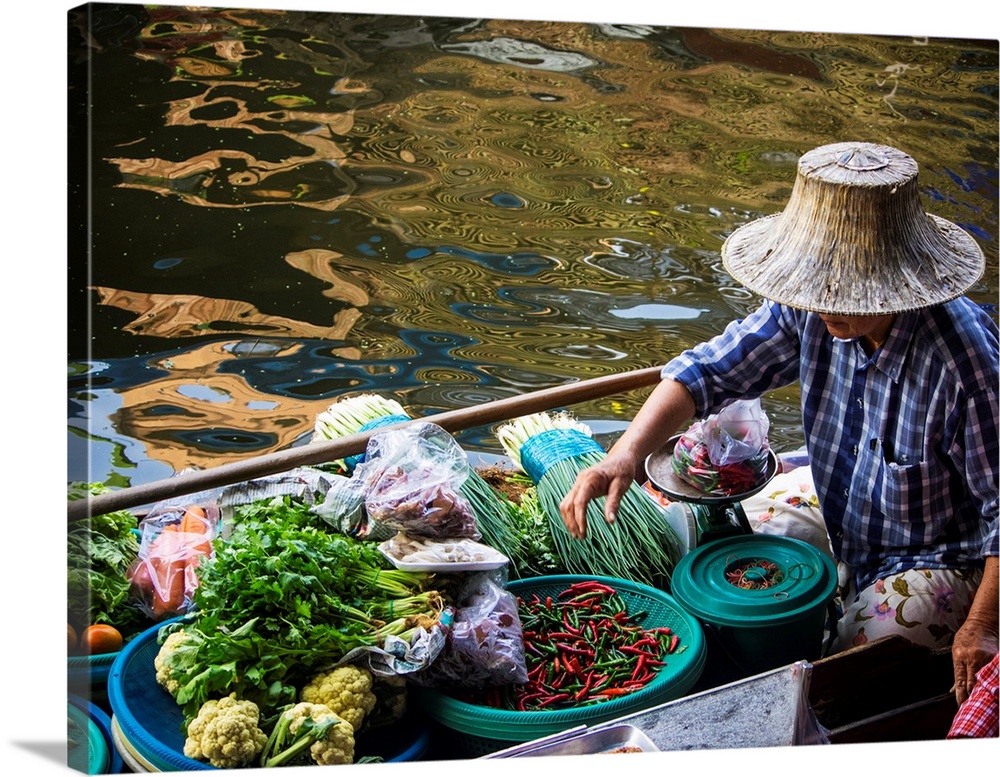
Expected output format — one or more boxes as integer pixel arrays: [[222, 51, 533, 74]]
[[127, 502, 220, 620]]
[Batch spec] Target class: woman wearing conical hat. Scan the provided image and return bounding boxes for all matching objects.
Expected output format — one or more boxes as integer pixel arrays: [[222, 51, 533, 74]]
[[560, 142, 998, 707]]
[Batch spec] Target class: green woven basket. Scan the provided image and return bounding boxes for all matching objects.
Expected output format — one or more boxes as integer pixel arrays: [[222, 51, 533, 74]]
[[412, 575, 706, 757]]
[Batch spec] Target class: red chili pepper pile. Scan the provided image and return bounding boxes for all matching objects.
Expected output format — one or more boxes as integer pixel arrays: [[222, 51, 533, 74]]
[[671, 427, 768, 496], [461, 580, 681, 711]]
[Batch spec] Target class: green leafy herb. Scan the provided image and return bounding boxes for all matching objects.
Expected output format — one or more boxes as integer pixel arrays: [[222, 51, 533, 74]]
[[161, 496, 445, 725]]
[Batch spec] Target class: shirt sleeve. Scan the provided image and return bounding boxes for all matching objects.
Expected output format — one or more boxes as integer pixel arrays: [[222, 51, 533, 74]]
[[964, 383, 1000, 558], [660, 300, 803, 418]]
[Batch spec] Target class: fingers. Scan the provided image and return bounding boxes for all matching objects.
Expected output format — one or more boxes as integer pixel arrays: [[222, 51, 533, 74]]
[[559, 468, 610, 540], [950, 618, 998, 707], [559, 464, 635, 540], [952, 680, 970, 706], [604, 477, 633, 529], [559, 477, 593, 540], [953, 663, 980, 706]]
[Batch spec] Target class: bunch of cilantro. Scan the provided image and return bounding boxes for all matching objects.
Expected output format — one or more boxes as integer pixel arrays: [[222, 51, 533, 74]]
[[158, 496, 445, 725]]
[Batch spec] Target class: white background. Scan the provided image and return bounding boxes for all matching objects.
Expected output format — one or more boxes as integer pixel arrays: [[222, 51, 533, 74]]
[[2, 1, 997, 775]]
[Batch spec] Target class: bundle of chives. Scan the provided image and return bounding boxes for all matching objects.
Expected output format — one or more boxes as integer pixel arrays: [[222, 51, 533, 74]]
[[312, 393, 527, 574], [495, 411, 684, 590], [313, 394, 411, 474]]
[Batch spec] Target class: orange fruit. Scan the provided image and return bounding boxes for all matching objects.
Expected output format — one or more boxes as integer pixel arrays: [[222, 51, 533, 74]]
[[80, 624, 123, 655], [68, 624, 78, 655]]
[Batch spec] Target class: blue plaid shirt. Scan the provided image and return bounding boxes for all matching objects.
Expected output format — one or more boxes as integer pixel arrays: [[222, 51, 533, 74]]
[[661, 297, 999, 591]]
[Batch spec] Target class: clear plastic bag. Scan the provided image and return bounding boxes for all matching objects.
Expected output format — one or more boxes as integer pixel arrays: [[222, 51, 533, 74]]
[[127, 497, 221, 620], [672, 399, 771, 496], [703, 398, 771, 467], [355, 422, 480, 540], [409, 573, 528, 688]]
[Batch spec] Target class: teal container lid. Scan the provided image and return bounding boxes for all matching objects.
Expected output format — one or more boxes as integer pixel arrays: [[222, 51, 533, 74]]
[[67, 698, 111, 774], [670, 535, 837, 627]]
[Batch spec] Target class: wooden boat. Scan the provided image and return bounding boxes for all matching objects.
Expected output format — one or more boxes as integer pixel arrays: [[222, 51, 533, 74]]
[[808, 635, 957, 744], [69, 364, 966, 755]]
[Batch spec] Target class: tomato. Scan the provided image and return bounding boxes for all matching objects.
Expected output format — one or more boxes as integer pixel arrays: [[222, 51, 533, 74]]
[[80, 624, 123, 655], [68, 624, 78, 655]]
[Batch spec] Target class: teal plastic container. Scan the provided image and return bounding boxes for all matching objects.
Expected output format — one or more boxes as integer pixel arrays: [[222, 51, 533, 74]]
[[67, 697, 113, 774], [670, 535, 837, 676], [412, 575, 707, 757]]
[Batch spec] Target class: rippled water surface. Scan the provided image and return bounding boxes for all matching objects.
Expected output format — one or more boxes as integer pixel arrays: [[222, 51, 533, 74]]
[[68, 4, 999, 487]]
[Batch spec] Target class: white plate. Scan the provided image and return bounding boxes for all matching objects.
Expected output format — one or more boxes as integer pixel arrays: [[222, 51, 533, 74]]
[[378, 537, 509, 572]]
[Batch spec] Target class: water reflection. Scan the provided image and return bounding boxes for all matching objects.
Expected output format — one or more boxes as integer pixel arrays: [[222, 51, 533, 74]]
[[70, 5, 998, 486]]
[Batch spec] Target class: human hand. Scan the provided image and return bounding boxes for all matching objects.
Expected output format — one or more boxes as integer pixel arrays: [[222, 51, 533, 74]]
[[558, 455, 638, 539], [951, 615, 999, 705]]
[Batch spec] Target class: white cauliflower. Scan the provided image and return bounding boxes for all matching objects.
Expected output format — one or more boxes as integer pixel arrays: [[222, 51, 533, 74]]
[[153, 628, 192, 696], [182, 693, 268, 769], [299, 664, 377, 731], [260, 701, 355, 767]]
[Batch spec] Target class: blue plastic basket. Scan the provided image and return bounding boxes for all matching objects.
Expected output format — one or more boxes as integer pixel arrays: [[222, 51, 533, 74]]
[[107, 618, 431, 770], [412, 575, 707, 757]]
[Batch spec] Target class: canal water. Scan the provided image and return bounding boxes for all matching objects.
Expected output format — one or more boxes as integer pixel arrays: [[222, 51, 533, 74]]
[[68, 3, 999, 488]]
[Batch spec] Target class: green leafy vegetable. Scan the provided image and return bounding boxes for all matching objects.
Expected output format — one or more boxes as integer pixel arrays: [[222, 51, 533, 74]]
[[159, 496, 445, 726], [506, 486, 565, 578], [67, 482, 145, 633]]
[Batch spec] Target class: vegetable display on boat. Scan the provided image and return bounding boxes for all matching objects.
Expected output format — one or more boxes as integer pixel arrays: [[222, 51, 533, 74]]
[[76, 399, 704, 768]]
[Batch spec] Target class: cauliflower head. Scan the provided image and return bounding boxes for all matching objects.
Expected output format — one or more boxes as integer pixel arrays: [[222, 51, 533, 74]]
[[154, 628, 191, 696], [183, 693, 268, 769], [263, 701, 355, 766], [300, 664, 377, 731]]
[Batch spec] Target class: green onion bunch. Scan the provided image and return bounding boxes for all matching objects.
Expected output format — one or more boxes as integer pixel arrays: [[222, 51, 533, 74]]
[[313, 394, 409, 473], [496, 412, 684, 591]]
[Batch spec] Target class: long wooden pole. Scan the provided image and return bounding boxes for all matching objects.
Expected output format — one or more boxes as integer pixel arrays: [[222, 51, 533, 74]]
[[69, 366, 663, 521]]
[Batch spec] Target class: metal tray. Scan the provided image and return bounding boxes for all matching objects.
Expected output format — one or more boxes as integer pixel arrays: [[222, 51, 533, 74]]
[[486, 724, 660, 758]]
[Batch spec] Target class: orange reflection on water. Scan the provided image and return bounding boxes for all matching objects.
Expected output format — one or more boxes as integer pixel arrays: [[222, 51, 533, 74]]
[[92, 286, 362, 340], [108, 339, 352, 472]]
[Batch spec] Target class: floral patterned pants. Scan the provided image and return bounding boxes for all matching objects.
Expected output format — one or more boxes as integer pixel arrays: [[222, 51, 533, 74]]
[[827, 565, 982, 654], [741, 466, 983, 656]]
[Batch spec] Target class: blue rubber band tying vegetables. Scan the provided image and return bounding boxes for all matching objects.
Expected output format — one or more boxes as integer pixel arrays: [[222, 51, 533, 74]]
[[344, 414, 412, 472], [520, 428, 605, 484]]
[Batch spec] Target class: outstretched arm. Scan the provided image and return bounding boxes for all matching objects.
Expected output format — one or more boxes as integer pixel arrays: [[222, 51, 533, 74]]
[[559, 378, 696, 539]]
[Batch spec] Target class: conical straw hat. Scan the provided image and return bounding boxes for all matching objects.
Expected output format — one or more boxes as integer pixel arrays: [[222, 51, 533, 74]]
[[721, 141, 985, 314]]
